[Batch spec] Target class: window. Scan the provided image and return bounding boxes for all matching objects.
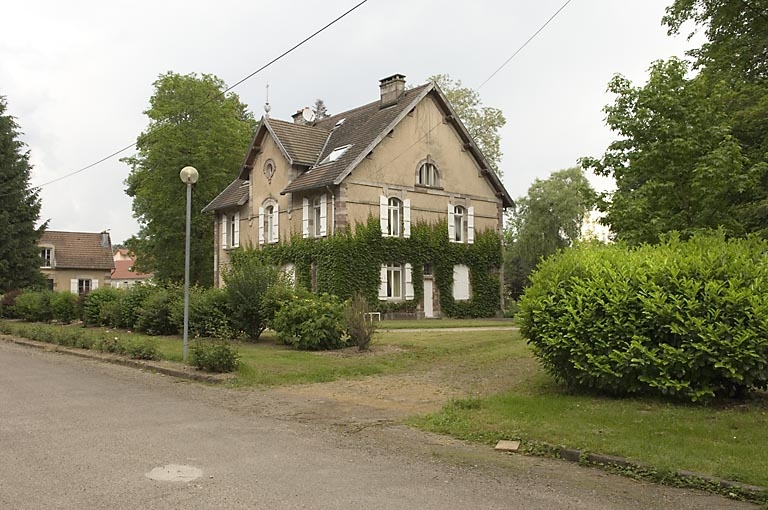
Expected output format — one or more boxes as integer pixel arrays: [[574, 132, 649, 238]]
[[379, 196, 411, 238], [263, 159, 276, 181], [423, 263, 433, 277], [417, 161, 438, 187], [259, 202, 279, 245], [303, 195, 327, 238], [221, 212, 239, 248], [379, 263, 414, 301], [46, 279, 54, 291], [453, 265, 471, 301], [319, 144, 352, 165], [70, 278, 98, 296], [447, 204, 474, 244], [40, 248, 52, 268]]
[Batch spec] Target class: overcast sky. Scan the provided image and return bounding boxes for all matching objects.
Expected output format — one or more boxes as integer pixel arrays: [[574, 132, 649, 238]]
[[1, 0, 698, 244]]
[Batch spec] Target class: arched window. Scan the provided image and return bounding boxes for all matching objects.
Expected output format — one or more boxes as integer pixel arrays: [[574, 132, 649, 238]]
[[453, 205, 465, 242], [417, 160, 439, 187], [259, 200, 279, 245], [265, 205, 274, 242]]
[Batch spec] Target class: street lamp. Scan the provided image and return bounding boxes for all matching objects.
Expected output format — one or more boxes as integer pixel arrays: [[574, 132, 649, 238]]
[[180, 165, 199, 362]]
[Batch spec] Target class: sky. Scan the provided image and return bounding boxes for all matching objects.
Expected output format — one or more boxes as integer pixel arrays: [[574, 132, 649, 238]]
[[1, 0, 700, 244]]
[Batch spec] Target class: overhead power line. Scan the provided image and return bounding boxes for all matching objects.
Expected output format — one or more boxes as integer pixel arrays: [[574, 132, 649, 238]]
[[477, 0, 574, 90], [10, 0, 369, 195]]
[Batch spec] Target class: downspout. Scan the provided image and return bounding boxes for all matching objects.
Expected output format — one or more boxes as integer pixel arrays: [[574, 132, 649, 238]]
[[326, 186, 335, 235]]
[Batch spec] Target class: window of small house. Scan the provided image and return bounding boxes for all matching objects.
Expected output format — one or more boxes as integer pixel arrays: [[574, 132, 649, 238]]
[[40, 247, 52, 268]]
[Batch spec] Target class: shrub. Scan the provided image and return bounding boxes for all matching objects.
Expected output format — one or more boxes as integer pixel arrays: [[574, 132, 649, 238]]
[[50, 292, 79, 324], [190, 339, 239, 372], [120, 284, 154, 330], [82, 287, 123, 326], [343, 293, 377, 351], [224, 258, 282, 340], [172, 287, 236, 339], [136, 287, 180, 335], [273, 293, 347, 350], [122, 337, 160, 360], [14, 291, 53, 322], [0, 290, 22, 318], [519, 232, 768, 402]]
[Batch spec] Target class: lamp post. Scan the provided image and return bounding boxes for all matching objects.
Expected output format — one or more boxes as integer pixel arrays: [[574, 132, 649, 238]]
[[180, 165, 199, 362]]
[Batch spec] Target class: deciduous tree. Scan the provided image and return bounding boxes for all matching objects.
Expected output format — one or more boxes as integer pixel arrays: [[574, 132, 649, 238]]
[[123, 72, 256, 286], [0, 96, 46, 292]]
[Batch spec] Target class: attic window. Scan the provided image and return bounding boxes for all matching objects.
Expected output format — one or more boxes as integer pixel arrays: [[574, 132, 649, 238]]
[[319, 144, 352, 165], [334, 118, 346, 128]]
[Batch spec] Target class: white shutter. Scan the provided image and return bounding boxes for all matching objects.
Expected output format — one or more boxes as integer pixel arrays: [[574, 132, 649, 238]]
[[271, 203, 279, 243], [221, 214, 227, 249], [379, 195, 388, 236], [302, 198, 309, 238], [258, 207, 265, 245], [447, 204, 455, 242], [70, 279, 78, 294], [378, 265, 388, 300], [467, 206, 474, 244], [453, 265, 470, 300], [403, 199, 411, 239], [233, 211, 240, 247], [404, 263, 414, 300], [91, 279, 99, 290], [319, 194, 327, 237]]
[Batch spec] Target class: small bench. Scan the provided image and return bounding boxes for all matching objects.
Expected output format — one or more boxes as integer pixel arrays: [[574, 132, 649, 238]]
[[364, 312, 381, 322]]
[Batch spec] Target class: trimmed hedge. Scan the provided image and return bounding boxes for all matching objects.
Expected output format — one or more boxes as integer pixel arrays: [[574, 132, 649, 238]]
[[519, 232, 768, 402]]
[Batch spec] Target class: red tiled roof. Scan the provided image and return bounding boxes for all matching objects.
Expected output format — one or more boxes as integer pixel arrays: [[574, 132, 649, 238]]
[[111, 259, 152, 280]]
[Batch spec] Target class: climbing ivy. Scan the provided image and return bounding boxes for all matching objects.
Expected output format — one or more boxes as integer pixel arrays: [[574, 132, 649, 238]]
[[229, 217, 502, 318]]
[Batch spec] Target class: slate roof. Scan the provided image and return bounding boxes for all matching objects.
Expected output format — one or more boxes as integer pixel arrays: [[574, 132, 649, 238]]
[[39, 231, 114, 270], [266, 119, 329, 166], [201, 178, 249, 213], [282, 83, 432, 193]]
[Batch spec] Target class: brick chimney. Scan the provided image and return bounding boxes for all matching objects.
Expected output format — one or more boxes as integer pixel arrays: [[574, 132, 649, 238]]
[[379, 74, 406, 107]]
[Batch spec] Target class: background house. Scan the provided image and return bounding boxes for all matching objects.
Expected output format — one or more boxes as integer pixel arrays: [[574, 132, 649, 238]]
[[111, 248, 153, 288], [204, 74, 513, 317], [38, 230, 114, 294]]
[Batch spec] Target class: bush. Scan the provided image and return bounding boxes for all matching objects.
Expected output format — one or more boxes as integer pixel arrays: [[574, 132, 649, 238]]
[[519, 232, 768, 402], [136, 287, 180, 335], [51, 292, 79, 324], [0, 290, 22, 318], [190, 339, 239, 372], [172, 287, 236, 339], [122, 337, 160, 360], [14, 290, 53, 322], [273, 293, 347, 350], [224, 258, 282, 340], [343, 294, 377, 351], [82, 287, 123, 326], [120, 284, 154, 330]]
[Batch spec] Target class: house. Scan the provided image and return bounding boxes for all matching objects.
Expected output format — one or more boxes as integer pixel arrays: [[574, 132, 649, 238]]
[[111, 249, 153, 288], [38, 230, 115, 294], [203, 74, 513, 317]]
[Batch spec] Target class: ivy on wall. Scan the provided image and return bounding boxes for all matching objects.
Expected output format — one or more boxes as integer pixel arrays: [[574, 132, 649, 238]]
[[229, 217, 502, 318]]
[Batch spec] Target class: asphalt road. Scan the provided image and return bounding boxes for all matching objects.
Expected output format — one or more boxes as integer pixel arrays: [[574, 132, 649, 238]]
[[0, 341, 758, 509]]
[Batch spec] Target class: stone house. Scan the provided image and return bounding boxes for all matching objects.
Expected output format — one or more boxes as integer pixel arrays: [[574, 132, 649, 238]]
[[38, 230, 114, 294], [203, 74, 512, 317]]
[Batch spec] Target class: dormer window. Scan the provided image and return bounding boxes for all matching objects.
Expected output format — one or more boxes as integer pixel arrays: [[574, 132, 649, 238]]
[[417, 159, 439, 187], [40, 247, 52, 268], [319, 144, 352, 165]]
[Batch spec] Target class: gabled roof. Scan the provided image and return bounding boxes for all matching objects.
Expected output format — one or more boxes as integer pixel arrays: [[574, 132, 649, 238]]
[[39, 231, 114, 270], [204, 76, 513, 213], [112, 259, 152, 280], [201, 178, 249, 213]]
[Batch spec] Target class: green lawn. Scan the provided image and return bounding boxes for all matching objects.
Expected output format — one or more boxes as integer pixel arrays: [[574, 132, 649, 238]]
[[3, 319, 766, 490]]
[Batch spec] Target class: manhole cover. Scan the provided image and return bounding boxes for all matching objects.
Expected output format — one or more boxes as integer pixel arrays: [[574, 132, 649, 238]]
[[145, 464, 203, 482]]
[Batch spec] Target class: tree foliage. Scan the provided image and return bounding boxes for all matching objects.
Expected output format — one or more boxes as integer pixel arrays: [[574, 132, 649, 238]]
[[313, 98, 329, 120], [584, 3, 768, 244], [429, 74, 506, 175], [123, 72, 256, 286], [0, 96, 46, 292], [505, 167, 595, 298]]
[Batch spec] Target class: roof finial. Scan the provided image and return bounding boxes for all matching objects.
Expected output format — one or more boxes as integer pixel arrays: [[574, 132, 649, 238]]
[[264, 82, 271, 118]]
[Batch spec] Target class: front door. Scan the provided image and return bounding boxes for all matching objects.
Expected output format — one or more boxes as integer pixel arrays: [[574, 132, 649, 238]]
[[423, 278, 434, 318]]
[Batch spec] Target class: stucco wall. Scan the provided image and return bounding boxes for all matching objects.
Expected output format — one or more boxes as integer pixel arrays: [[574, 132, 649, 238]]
[[40, 268, 112, 293]]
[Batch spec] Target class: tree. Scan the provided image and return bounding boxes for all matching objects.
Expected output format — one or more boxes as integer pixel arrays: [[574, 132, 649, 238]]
[[123, 72, 256, 286], [581, 58, 765, 245], [505, 167, 595, 298], [0, 96, 46, 292], [429, 74, 506, 175], [313, 98, 329, 120]]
